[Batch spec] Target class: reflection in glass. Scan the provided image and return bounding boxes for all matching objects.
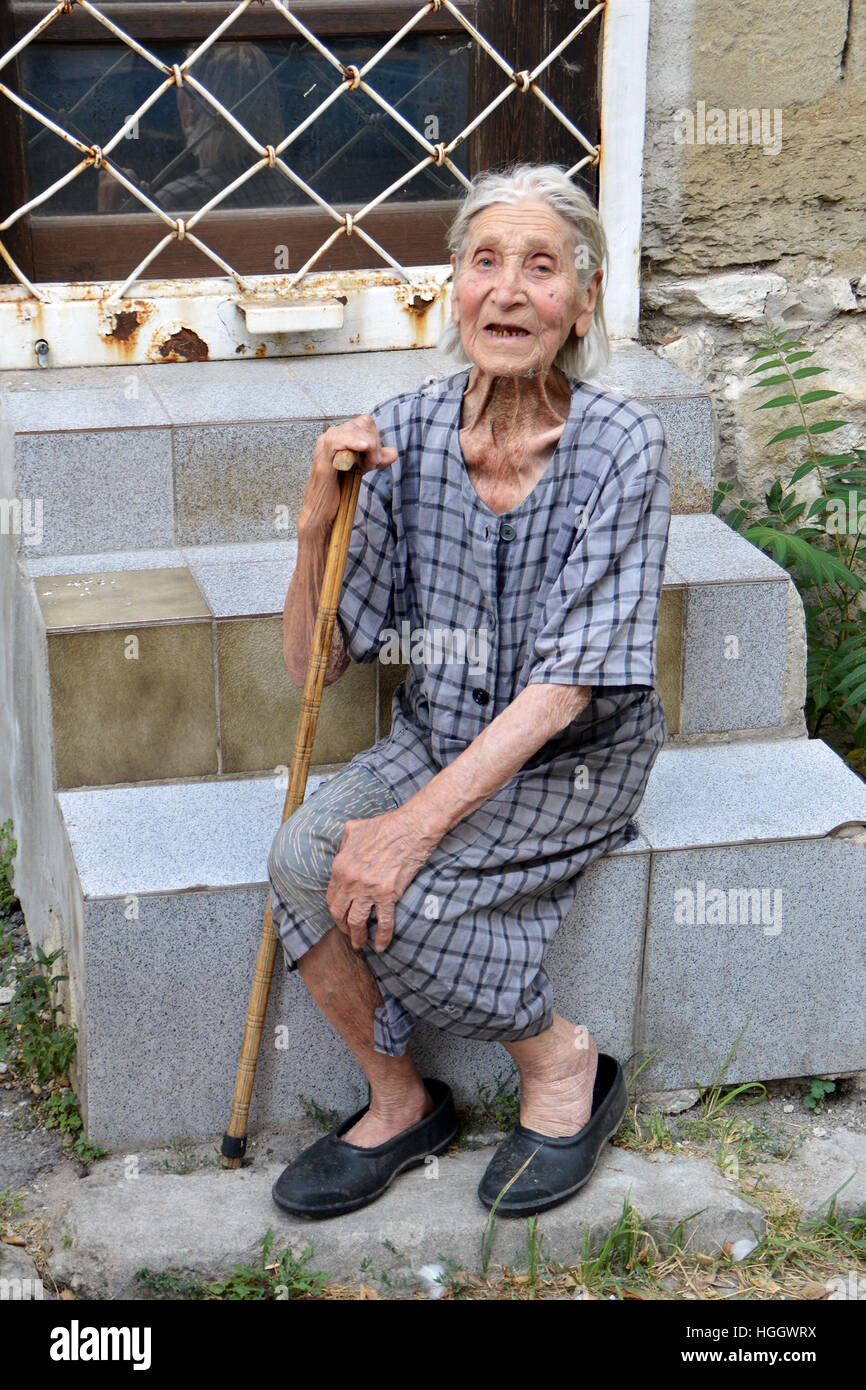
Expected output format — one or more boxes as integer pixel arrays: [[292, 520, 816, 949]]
[[18, 37, 472, 217]]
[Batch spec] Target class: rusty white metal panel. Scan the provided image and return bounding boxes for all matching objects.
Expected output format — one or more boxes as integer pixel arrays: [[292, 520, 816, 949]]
[[0, 266, 452, 369], [0, 1, 624, 368], [599, 0, 650, 341]]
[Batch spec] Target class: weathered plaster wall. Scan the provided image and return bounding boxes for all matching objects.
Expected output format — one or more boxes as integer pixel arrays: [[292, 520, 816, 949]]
[[642, 0, 866, 499], [0, 406, 88, 1098]]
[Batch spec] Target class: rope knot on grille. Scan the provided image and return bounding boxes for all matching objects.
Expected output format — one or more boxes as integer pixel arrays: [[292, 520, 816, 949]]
[[60, 1, 76, 14], [265, 145, 277, 168], [342, 64, 361, 90], [512, 70, 532, 93], [172, 65, 184, 87], [432, 142, 447, 166], [88, 145, 103, 169], [344, 212, 354, 236], [590, 144, 601, 166], [175, 218, 186, 241], [428, 0, 443, 9]]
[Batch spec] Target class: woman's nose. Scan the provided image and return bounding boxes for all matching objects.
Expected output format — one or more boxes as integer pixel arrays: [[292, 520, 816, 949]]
[[491, 260, 528, 301]]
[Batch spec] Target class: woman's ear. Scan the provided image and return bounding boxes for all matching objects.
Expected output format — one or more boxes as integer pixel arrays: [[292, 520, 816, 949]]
[[572, 268, 603, 339]]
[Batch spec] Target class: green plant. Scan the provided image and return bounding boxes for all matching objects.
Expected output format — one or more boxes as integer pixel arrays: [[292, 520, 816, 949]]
[[209, 1230, 330, 1300], [296, 1093, 339, 1131], [803, 1078, 836, 1114], [39, 1087, 108, 1163], [525, 1216, 544, 1285], [135, 1268, 208, 1300], [0, 945, 77, 1083], [691, 1010, 766, 1127], [714, 321, 866, 770], [0, 819, 18, 919], [161, 1140, 218, 1175], [0, 1186, 26, 1223], [137, 1231, 331, 1301], [458, 1068, 521, 1142]]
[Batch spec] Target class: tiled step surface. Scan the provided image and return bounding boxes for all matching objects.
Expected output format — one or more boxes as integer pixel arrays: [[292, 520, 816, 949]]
[[28, 514, 798, 789], [0, 341, 714, 559], [59, 738, 866, 1147]]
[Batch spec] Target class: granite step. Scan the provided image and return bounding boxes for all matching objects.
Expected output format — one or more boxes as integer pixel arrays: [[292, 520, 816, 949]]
[[57, 737, 866, 1148], [26, 513, 803, 790], [0, 341, 714, 560]]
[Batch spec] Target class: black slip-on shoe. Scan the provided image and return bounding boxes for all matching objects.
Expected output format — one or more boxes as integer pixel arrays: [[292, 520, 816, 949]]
[[272, 1077, 458, 1220], [477, 1053, 628, 1217]]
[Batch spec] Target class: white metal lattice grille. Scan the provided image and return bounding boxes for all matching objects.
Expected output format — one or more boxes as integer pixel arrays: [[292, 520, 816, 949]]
[[0, 0, 605, 305]]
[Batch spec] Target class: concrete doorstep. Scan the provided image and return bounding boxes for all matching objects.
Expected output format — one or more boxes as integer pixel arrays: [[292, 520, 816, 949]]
[[36, 1140, 765, 1300]]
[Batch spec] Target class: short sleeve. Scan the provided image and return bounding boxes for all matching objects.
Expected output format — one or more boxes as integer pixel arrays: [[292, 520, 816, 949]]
[[526, 411, 670, 688], [335, 397, 400, 664]]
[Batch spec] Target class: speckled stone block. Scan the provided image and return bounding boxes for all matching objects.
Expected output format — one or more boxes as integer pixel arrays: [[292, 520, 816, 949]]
[[60, 736, 866, 1144], [48, 622, 218, 788], [666, 513, 786, 584], [68, 780, 651, 1145], [12, 428, 174, 557], [680, 580, 788, 733], [594, 345, 713, 513], [216, 617, 377, 773], [172, 420, 321, 545], [27, 547, 186, 577], [143, 359, 322, 425], [187, 557, 296, 619], [635, 738, 866, 850], [636, 838, 866, 1090], [0, 368, 170, 432], [285, 348, 460, 419]]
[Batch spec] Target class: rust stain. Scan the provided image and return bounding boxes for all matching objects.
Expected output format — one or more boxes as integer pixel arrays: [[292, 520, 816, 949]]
[[254, 342, 267, 357], [156, 327, 209, 362], [107, 310, 140, 343]]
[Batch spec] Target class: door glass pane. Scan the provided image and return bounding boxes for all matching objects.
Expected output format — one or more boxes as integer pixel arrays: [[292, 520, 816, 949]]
[[19, 35, 472, 217]]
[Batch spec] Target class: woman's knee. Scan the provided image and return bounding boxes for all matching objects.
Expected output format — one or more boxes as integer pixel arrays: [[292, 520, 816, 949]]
[[268, 804, 335, 899]]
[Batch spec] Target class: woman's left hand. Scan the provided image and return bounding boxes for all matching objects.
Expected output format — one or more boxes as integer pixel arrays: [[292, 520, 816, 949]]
[[326, 808, 438, 952]]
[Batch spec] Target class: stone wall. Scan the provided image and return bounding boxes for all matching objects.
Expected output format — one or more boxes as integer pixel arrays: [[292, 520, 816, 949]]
[[642, 0, 865, 501]]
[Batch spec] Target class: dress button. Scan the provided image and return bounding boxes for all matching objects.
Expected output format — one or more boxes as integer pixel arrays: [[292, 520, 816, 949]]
[[472, 688, 490, 706], [500, 522, 517, 541]]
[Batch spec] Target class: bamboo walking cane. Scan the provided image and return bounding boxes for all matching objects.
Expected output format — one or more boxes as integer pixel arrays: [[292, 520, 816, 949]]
[[221, 447, 362, 1167]]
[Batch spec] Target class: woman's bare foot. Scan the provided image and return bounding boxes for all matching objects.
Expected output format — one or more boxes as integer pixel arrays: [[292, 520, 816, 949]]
[[504, 1015, 599, 1137], [340, 1079, 435, 1148]]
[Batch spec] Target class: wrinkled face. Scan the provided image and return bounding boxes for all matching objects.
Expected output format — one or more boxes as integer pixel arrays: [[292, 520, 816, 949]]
[[450, 199, 601, 377]]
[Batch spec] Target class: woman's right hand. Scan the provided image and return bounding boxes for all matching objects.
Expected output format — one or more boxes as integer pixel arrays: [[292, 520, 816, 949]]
[[298, 416, 398, 536]]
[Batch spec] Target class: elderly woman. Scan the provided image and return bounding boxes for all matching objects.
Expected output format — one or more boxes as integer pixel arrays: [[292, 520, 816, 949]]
[[268, 162, 670, 1219]]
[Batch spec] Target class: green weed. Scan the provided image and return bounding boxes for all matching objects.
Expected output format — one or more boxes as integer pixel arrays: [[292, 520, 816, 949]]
[[803, 1078, 836, 1113]]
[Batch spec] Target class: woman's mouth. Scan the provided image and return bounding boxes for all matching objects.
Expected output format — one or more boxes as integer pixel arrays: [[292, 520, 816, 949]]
[[484, 324, 530, 338]]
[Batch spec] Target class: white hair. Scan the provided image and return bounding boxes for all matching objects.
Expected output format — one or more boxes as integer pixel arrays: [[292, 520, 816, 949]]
[[439, 162, 610, 382]]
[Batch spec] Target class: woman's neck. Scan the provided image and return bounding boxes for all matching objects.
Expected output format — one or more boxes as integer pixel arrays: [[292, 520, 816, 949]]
[[460, 365, 572, 442]]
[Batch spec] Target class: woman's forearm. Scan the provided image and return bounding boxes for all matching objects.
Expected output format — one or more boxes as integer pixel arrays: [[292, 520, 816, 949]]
[[399, 681, 592, 845], [282, 517, 350, 689]]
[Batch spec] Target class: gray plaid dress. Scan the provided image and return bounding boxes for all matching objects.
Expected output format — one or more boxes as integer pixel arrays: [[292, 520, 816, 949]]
[[268, 367, 670, 1054]]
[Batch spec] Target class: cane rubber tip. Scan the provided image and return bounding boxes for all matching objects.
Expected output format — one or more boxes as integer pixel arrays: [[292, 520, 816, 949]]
[[220, 1132, 247, 1164]]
